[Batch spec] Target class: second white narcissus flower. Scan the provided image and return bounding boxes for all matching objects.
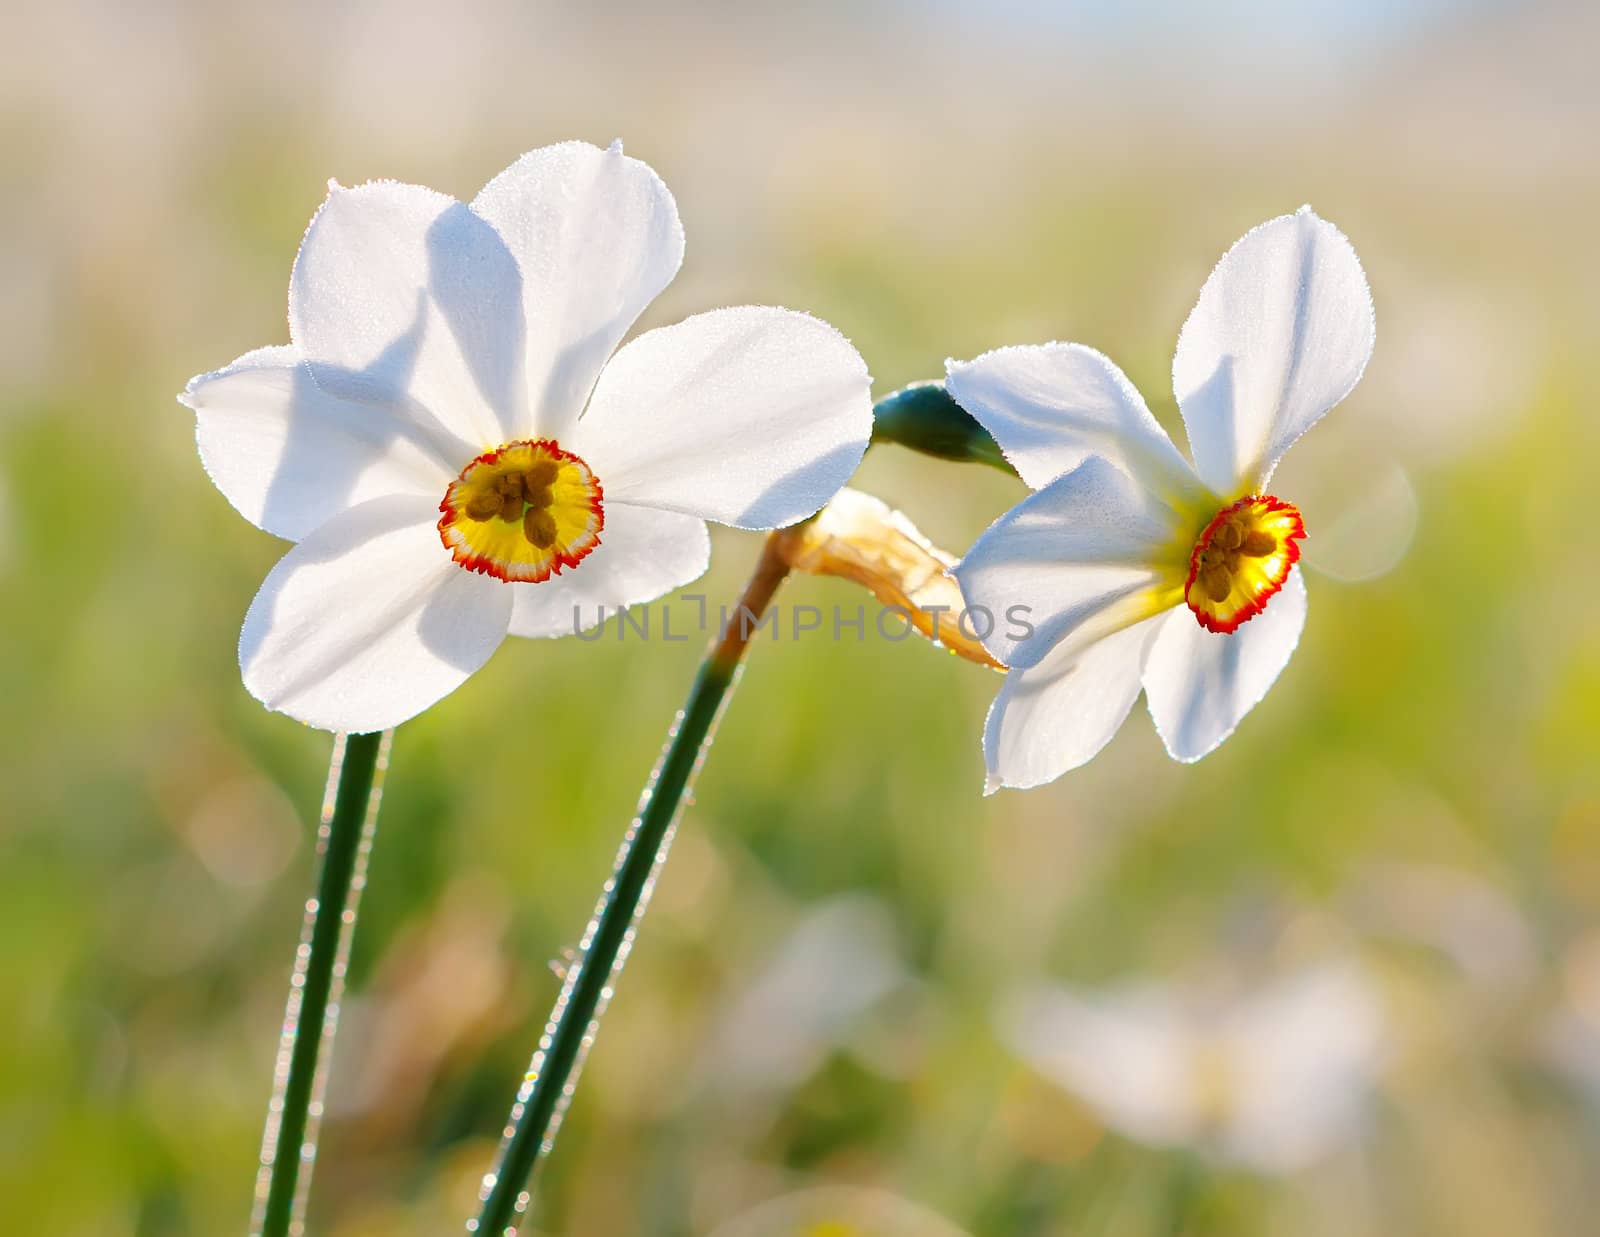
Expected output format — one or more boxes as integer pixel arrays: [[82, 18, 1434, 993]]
[[182, 141, 872, 732], [950, 207, 1374, 790]]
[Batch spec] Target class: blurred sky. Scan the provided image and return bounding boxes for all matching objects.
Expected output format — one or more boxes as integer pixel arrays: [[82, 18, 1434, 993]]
[[5, 0, 1596, 410], [929, 0, 1510, 53]]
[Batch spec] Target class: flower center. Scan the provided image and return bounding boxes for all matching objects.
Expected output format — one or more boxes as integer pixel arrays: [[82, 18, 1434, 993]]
[[437, 439, 603, 583], [1183, 495, 1305, 633]]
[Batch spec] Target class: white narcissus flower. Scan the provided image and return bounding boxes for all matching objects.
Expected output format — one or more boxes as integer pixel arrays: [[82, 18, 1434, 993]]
[[949, 207, 1374, 791], [182, 141, 872, 732], [1002, 962, 1385, 1174]]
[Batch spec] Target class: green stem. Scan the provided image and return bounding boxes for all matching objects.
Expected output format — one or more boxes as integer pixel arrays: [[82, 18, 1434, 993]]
[[470, 537, 792, 1235], [254, 729, 390, 1237]]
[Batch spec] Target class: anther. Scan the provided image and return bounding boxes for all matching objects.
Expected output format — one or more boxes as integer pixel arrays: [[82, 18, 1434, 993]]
[[525, 461, 560, 488], [524, 507, 558, 549], [1214, 521, 1243, 551], [1240, 530, 1277, 557], [1202, 566, 1232, 603], [498, 492, 523, 522], [465, 490, 503, 520], [524, 486, 554, 508]]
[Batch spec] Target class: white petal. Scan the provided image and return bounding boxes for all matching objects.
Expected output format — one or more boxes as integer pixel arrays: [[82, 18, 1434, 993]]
[[1173, 207, 1375, 495], [239, 494, 511, 731], [945, 343, 1200, 498], [952, 455, 1185, 671], [982, 613, 1165, 792], [1142, 568, 1307, 762], [289, 180, 527, 450], [574, 307, 872, 529], [471, 141, 684, 443], [507, 502, 709, 638], [183, 345, 455, 541]]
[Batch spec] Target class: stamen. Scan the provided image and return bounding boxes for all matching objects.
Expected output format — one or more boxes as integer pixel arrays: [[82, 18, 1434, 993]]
[[523, 507, 558, 549], [1240, 530, 1276, 557], [437, 438, 604, 583], [1182, 494, 1305, 634], [465, 490, 503, 520]]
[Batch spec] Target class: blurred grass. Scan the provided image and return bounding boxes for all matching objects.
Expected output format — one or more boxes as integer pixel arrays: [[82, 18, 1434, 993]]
[[4, 2, 1600, 1234]]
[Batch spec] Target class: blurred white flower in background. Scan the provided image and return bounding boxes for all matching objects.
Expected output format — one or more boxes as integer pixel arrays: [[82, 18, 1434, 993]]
[[1001, 961, 1386, 1173], [1540, 934, 1600, 1107], [707, 1185, 971, 1237], [1347, 862, 1538, 995], [699, 895, 909, 1098]]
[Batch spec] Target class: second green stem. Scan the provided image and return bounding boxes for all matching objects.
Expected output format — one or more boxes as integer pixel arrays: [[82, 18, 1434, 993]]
[[470, 536, 792, 1235]]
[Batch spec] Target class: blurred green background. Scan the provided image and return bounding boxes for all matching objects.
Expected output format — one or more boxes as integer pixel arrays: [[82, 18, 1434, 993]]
[[5, 1, 1600, 1234]]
